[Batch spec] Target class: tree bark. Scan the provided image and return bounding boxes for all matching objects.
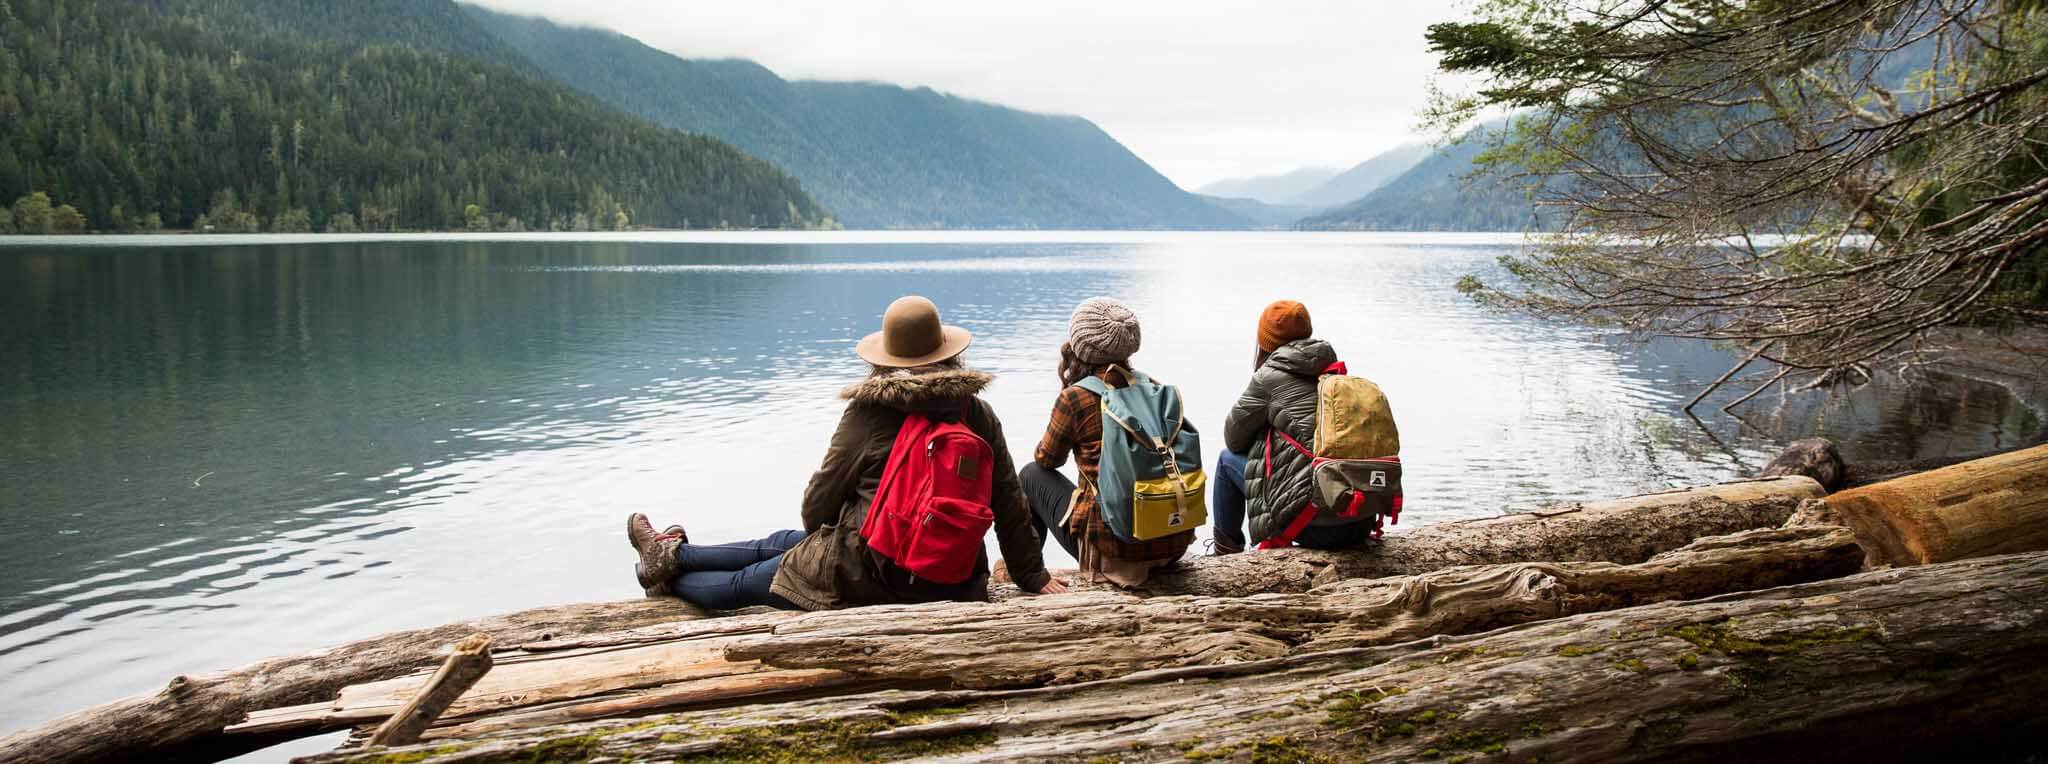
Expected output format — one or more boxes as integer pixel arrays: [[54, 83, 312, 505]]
[[364, 634, 494, 748], [0, 598, 708, 764], [306, 550, 2048, 764], [1824, 443, 2048, 566]]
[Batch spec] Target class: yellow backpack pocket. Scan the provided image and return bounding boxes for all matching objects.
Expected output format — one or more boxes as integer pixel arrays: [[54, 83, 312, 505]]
[[1130, 470, 1208, 540]]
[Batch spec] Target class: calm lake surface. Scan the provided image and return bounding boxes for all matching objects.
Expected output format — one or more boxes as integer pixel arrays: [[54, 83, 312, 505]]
[[0, 232, 2037, 740]]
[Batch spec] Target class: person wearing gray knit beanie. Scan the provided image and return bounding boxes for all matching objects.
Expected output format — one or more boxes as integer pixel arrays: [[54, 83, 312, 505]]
[[1067, 297, 1141, 364]]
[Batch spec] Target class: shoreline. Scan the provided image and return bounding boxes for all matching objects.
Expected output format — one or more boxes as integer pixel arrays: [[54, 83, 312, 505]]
[[1925, 326, 2048, 440]]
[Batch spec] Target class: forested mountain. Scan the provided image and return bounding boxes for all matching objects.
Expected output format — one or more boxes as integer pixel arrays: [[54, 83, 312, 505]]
[[465, 7, 1248, 230], [1287, 143, 1434, 209], [148, 0, 537, 72], [0, 0, 825, 232], [1296, 124, 1557, 232], [1195, 168, 1340, 206]]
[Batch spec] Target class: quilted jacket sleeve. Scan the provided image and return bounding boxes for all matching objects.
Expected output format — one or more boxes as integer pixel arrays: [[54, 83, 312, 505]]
[[1223, 372, 1270, 455]]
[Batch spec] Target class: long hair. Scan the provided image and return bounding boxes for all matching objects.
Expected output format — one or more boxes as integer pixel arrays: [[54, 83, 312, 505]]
[[1058, 341, 1129, 389]]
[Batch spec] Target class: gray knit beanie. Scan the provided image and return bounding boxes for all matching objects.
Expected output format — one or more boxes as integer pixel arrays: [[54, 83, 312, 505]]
[[1067, 297, 1141, 364]]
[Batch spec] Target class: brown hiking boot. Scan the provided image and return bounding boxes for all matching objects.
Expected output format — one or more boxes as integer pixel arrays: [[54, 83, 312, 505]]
[[1210, 538, 1244, 556], [626, 513, 684, 596]]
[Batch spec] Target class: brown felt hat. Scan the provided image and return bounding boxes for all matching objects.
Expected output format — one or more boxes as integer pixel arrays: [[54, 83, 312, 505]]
[[1257, 300, 1313, 352], [856, 296, 973, 368]]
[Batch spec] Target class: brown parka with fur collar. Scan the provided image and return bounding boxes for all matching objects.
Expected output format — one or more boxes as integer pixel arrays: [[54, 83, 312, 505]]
[[769, 366, 1052, 609]]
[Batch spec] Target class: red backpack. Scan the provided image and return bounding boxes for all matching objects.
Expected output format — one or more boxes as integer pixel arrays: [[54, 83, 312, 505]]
[[858, 408, 996, 584]]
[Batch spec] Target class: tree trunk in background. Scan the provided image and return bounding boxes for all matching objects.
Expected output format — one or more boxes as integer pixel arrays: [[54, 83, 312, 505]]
[[1825, 443, 2048, 566], [307, 551, 2048, 764]]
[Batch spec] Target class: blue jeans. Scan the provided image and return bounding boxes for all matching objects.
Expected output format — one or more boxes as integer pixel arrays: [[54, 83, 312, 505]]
[[1212, 450, 1371, 551], [1213, 450, 1249, 550], [671, 529, 806, 610]]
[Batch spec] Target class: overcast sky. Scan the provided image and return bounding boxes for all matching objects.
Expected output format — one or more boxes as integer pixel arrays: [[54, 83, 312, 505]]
[[464, 1, 1467, 190]]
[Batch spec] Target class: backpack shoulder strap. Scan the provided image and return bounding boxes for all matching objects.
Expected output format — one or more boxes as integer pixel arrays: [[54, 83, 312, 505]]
[[1073, 376, 1111, 397]]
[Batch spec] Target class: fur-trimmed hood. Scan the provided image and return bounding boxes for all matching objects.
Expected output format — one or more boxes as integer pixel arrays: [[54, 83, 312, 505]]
[[838, 367, 993, 410]]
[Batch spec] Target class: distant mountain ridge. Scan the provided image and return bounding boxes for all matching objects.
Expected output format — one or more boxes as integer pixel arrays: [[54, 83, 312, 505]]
[[1287, 143, 1434, 208], [1296, 122, 1557, 232], [1196, 168, 1340, 206], [1197, 195, 1321, 229], [464, 7, 1247, 230]]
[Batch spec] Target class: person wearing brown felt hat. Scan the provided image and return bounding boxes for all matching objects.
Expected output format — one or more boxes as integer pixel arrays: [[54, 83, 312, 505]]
[[625, 295, 1066, 612]]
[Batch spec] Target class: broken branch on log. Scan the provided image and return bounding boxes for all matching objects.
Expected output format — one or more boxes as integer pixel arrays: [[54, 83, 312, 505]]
[[364, 633, 494, 748]]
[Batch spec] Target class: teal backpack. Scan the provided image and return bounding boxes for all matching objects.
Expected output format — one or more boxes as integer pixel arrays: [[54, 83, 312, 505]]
[[1075, 367, 1207, 541]]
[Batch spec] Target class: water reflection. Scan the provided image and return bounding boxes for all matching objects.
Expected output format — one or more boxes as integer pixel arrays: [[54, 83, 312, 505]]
[[0, 234, 2035, 736]]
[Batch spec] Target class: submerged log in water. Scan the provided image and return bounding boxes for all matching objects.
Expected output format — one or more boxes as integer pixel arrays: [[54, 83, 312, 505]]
[[306, 550, 2048, 764]]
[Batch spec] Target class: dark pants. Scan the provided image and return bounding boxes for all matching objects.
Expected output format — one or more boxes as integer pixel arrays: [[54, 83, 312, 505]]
[[1018, 463, 1081, 558], [1213, 450, 1249, 551], [1213, 449, 1371, 551], [670, 529, 806, 610], [1293, 520, 1373, 550]]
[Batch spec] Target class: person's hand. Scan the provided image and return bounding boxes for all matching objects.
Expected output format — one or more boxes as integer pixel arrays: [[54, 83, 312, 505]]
[[1035, 576, 1070, 595]]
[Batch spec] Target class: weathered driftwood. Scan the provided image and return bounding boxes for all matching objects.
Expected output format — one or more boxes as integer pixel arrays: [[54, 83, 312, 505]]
[[310, 550, 2048, 764], [1825, 442, 2048, 566], [246, 525, 1858, 746], [365, 634, 495, 748], [0, 598, 708, 764], [0, 476, 1823, 763], [1128, 476, 1823, 598]]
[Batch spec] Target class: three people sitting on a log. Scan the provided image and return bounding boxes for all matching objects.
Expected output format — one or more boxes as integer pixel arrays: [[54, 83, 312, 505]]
[[625, 295, 1402, 610]]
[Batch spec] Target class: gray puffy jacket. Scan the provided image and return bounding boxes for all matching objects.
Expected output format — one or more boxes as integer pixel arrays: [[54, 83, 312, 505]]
[[1223, 339, 1345, 543]]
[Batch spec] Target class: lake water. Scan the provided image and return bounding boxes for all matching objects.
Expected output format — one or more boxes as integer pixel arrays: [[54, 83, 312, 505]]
[[0, 232, 2038, 743]]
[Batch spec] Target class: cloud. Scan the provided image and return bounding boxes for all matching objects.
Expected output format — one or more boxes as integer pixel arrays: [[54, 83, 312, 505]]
[[464, 0, 1466, 188]]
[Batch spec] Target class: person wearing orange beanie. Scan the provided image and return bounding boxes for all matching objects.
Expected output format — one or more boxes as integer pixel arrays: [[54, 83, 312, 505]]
[[1212, 300, 1373, 554], [1256, 300, 1314, 357]]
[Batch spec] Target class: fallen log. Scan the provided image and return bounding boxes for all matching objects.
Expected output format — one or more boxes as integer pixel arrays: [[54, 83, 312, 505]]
[[312, 550, 2048, 764], [248, 525, 1859, 747], [0, 476, 1823, 763], [1130, 476, 1823, 598], [730, 526, 1863, 688], [364, 634, 494, 748], [0, 598, 708, 764], [1825, 442, 2048, 566]]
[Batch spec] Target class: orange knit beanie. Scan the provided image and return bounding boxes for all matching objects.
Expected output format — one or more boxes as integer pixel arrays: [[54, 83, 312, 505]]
[[1256, 300, 1313, 352]]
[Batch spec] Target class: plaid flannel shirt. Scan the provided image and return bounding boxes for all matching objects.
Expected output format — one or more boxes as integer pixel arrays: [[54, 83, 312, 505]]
[[1035, 372, 1194, 563]]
